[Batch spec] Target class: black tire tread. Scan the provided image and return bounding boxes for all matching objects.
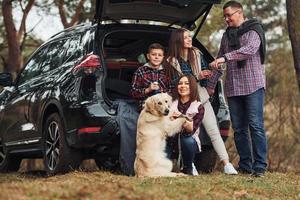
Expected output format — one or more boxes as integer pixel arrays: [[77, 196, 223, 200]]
[[43, 113, 82, 175], [0, 139, 22, 173]]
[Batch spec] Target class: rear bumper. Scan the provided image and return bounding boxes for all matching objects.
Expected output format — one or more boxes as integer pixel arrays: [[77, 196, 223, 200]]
[[66, 118, 119, 148], [64, 101, 119, 148]]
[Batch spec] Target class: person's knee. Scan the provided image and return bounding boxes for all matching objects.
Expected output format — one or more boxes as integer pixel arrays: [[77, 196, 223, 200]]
[[248, 120, 264, 132], [233, 126, 248, 134], [181, 136, 197, 153], [181, 136, 195, 144]]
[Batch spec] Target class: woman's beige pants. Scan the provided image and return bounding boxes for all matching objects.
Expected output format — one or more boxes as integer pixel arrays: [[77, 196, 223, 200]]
[[198, 85, 229, 161]]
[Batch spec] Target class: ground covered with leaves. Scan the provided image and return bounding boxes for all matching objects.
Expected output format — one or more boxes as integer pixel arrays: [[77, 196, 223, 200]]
[[0, 171, 299, 200]]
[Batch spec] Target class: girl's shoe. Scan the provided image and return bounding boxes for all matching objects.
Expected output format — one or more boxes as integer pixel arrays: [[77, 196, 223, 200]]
[[224, 163, 238, 175], [182, 163, 199, 176]]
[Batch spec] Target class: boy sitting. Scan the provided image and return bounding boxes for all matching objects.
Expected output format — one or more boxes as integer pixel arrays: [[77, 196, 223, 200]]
[[131, 43, 172, 106]]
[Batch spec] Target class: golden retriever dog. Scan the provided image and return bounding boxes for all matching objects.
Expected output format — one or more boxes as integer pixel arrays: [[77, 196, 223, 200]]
[[134, 93, 186, 177]]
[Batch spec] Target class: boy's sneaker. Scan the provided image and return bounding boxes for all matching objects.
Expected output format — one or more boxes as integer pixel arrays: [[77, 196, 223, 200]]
[[224, 163, 238, 175]]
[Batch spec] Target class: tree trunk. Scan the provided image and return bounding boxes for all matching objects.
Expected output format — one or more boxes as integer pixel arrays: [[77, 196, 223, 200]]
[[286, 0, 300, 92], [2, 0, 21, 74], [2, 0, 35, 75], [56, 0, 86, 28]]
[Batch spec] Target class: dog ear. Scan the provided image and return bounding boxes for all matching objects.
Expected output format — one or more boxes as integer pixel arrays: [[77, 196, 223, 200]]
[[167, 94, 172, 105], [144, 96, 160, 122], [144, 96, 155, 113]]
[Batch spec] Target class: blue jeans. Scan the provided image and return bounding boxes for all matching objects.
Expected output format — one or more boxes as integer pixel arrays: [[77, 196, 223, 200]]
[[180, 135, 198, 174], [228, 88, 267, 173]]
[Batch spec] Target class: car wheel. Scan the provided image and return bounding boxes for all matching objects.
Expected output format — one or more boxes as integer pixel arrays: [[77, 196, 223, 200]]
[[43, 113, 82, 175], [0, 139, 21, 172], [194, 147, 217, 173]]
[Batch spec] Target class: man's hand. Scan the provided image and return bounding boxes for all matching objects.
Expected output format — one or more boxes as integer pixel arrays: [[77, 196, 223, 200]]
[[209, 57, 225, 70]]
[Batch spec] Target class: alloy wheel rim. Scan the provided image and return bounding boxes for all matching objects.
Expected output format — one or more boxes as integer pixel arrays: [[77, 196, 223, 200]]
[[45, 121, 60, 171], [0, 140, 5, 165]]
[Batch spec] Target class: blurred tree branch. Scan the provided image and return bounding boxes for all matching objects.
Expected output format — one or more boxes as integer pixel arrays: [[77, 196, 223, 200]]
[[2, 0, 35, 74], [55, 0, 86, 28]]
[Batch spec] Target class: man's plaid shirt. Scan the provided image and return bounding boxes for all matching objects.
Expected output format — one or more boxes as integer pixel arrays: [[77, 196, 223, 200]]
[[208, 30, 266, 97]]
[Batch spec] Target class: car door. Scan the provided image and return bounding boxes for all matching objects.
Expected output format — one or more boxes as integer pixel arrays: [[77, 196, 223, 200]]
[[0, 46, 48, 146], [23, 39, 69, 140]]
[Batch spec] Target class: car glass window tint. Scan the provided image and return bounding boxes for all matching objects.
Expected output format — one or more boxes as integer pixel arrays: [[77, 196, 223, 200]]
[[18, 46, 48, 85], [81, 30, 91, 55], [40, 40, 67, 73], [63, 35, 83, 64]]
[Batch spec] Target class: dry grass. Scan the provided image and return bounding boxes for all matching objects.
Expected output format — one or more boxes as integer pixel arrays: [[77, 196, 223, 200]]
[[0, 170, 299, 200]]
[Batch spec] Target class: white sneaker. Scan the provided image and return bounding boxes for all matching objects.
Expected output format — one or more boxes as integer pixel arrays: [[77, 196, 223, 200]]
[[192, 163, 199, 176], [224, 163, 238, 175]]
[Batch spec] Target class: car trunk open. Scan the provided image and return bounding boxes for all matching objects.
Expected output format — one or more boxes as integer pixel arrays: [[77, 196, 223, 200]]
[[102, 28, 171, 100], [95, 0, 221, 30]]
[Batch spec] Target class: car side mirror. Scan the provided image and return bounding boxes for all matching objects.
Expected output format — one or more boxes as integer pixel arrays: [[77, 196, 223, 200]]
[[0, 72, 14, 87]]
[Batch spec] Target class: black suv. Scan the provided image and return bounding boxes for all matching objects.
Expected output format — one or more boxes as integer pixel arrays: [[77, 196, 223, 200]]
[[0, 0, 228, 175]]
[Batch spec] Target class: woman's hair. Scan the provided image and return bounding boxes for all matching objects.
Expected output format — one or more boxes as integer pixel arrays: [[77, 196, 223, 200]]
[[172, 74, 200, 102], [164, 28, 198, 78]]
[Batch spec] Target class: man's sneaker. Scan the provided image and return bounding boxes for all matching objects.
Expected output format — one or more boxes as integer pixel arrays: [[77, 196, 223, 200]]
[[237, 167, 252, 174], [251, 171, 265, 177], [224, 163, 238, 175], [192, 163, 199, 176]]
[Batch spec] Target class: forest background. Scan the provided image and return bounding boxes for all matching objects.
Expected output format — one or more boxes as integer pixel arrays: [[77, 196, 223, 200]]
[[0, 0, 299, 172]]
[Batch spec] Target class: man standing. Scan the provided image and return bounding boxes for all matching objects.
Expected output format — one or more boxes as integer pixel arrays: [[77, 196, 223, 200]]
[[208, 1, 267, 177]]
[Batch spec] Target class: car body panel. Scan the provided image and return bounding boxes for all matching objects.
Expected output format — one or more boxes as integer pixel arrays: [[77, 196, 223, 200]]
[[0, 88, 28, 142]]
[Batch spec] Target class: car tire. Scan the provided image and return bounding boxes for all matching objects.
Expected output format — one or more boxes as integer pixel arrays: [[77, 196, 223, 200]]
[[43, 113, 82, 175], [194, 147, 217, 173], [0, 139, 22, 172]]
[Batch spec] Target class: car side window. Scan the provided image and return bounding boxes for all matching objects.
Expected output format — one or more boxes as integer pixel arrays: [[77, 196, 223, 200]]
[[18, 46, 48, 85], [40, 39, 68, 73], [63, 35, 83, 64]]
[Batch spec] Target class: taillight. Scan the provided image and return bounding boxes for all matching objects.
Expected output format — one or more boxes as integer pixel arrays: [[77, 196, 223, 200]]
[[78, 127, 102, 134], [72, 54, 101, 75]]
